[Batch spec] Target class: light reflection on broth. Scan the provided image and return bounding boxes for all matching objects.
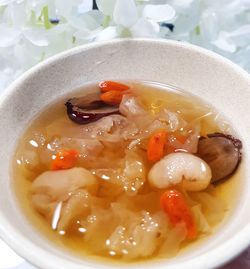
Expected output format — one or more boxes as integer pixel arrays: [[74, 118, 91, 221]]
[[12, 81, 242, 263]]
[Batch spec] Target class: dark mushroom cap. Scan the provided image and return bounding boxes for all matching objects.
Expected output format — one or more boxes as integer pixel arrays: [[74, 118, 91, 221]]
[[65, 94, 120, 125], [197, 133, 242, 183]]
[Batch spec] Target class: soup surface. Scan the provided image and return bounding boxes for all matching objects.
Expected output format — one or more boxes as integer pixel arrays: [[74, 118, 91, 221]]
[[13, 81, 242, 262]]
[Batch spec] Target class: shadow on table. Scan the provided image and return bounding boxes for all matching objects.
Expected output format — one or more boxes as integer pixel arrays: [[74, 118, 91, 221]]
[[220, 249, 250, 269]]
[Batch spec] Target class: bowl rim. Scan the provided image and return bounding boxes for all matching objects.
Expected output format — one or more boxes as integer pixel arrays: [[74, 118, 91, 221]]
[[0, 38, 250, 269]]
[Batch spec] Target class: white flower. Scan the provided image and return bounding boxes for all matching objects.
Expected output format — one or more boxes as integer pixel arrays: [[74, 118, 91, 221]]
[[0, 0, 250, 95], [96, 0, 116, 16], [95, 26, 117, 41], [113, 0, 138, 28], [0, 23, 21, 47], [212, 32, 237, 53], [142, 4, 175, 22], [130, 17, 160, 38], [95, 0, 175, 39]]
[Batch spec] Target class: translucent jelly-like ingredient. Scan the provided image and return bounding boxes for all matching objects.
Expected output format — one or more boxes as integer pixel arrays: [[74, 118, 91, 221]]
[[12, 81, 242, 263]]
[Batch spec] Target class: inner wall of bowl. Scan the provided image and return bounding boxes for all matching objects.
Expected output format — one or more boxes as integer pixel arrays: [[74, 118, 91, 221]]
[[0, 39, 250, 269]]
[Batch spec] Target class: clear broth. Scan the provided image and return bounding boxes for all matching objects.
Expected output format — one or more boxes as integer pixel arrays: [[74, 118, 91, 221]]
[[12, 81, 242, 263]]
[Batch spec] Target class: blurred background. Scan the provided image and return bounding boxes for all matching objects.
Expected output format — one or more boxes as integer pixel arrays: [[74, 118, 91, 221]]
[[0, 0, 250, 268], [0, 0, 250, 92]]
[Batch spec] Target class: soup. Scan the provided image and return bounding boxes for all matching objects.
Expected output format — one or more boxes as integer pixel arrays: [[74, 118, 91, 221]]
[[13, 81, 242, 262]]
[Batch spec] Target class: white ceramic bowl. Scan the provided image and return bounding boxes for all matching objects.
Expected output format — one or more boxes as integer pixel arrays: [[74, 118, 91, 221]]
[[0, 39, 250, 269]]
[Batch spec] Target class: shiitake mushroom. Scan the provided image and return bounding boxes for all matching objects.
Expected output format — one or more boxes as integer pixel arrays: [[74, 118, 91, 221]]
[[197, 133, 242, 183], [65, 93, 243, 183], [65, 93, 120, 124]]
